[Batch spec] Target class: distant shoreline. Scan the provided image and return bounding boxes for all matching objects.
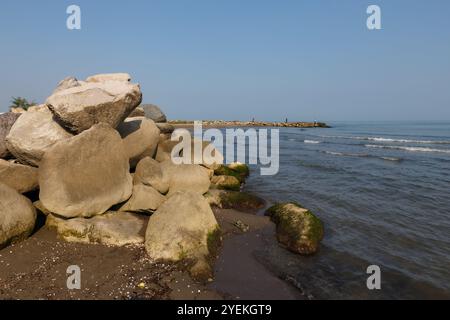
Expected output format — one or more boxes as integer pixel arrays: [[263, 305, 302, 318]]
[[169, 120, 330, 128]]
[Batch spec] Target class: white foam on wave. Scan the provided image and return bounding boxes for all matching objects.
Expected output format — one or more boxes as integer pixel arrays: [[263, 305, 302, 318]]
[[321, 135, 450, 144], [365, 144, 450, 154], [304, 140, 321, 144], [324, 151, 344, 156]]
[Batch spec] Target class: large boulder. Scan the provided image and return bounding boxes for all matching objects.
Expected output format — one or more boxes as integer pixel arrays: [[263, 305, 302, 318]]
[[128, 107, 145, 118], [46, 79, 142, 134], [141, 104, 167, 123], [145, 191, 220, 278], [5, 107, 73, 166], [119, 183, 166, 214], [53, 76, 80, 93], [0, 183, 36, 248], [133, 157, 169, 194], [156, 122, 175, 134], [214, 162, 249, 183], [205, 189, 265, 213], [210, 175, 241, 191], [266, 202, 324, 255], [26, 104, 47, 113], [39, 123, 133, 218], [0, 112, 21, 158], [46, 211, 146, 246], [182, 139, 224, 170], [86, 73, 131, 83], [155, 140, 180, 162], [160, 161, 211, 196], [0, 159, 38, 193], [117, 117, 160, 168]]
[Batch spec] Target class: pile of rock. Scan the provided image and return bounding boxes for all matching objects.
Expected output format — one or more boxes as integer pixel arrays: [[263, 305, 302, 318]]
[[0, 73, 248, 279]]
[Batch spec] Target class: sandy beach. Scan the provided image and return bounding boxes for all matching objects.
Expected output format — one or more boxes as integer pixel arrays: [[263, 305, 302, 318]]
[[0, 206, 303, 300]]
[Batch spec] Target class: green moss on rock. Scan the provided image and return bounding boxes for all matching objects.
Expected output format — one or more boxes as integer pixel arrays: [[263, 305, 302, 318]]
[[266, 202, 324, 255], [211, 175, 241, 191], [214, 163, 249, 184], [207, 190, 266, 213]]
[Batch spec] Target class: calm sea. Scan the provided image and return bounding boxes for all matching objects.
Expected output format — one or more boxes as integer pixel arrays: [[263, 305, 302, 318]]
[[241, 122, 450, 299]]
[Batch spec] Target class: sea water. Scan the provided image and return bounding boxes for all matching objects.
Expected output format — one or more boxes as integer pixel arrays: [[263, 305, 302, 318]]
[[243, 121, 450, 299]]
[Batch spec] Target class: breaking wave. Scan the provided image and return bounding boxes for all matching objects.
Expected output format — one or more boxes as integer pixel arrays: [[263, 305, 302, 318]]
[[365, 145, 450, 154]]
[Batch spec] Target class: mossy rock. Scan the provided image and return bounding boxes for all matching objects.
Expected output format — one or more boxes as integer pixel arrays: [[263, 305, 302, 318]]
[[266, 202, 324, 255], [206, 190, 266, 213], [214, 163, 249, 184], [210, 175, 241, 191]]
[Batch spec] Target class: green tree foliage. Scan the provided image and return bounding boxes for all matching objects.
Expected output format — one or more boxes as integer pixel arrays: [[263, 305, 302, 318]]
[[9, 97, 37, 111]]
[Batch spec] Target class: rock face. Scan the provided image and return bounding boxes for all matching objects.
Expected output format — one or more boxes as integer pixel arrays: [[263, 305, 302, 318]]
[[53, 77, 80, 93], [117, 117, 160, 167], [266, 202, 324, 255], [119, 184, 166, 214], [160, 161, 211, 196], [142, 104, 167, 123], [133, 157, 169, 194], [0, 183, 36, 248], [0, 112, 21, 158], [0, 160, 38, 193], [145, 191, 219, 273], [210, 175, 241, 191], [86, 73, 131, 83], [5, 107, 73, 166], [46, 211, 146, 246], [46, 80, 142, 134], [39, 123, 133, 218]]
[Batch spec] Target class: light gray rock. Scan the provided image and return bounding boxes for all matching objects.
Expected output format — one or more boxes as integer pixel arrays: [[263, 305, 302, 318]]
[[0, 159, 38, 193], [133, 157, 169, 194], [53, 76, 80, 93], [119, 183, 166, 214], [117, 117, 160, 168], [160, 161, 211, 196], [141, 104, 167, 123], [46, 211, 146, 246], [5, 107, 73, 166], [46, 79, 142, 134], [85, 73, 131, 83], [0, 112, 21, 159], [39, 123, 132, 218], [145, 191, 219, 275], [0, 183, 36, 248]]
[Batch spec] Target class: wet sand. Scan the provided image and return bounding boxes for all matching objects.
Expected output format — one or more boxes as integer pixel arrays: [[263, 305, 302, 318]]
[[0, 208, 301, 300]]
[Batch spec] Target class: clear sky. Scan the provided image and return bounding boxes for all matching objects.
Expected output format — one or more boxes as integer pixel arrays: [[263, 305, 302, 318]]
[[1, 0, 449, 121]]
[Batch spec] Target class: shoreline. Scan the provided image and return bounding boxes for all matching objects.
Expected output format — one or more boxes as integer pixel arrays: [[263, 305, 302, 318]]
[[169, 120, 330, 128], [0, 205, 302, 300]]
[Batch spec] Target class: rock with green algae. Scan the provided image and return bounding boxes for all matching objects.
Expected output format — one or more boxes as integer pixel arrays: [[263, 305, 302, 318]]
[[144, 191, 220, 281], [266, 202, 324, 255], [46, 211, 146, 246], [213, 162, 249, 184], [205, 189, 265, 213], [210, 175, 241, 191]]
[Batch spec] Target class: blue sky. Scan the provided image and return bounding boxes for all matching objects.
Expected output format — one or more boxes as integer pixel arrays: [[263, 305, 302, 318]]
[[0, 0, 449, 121]]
